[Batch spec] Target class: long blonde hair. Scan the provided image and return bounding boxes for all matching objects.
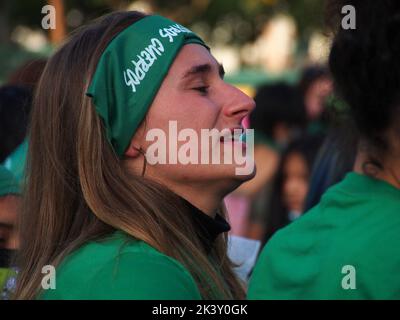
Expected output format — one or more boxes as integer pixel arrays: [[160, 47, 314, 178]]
[[14, 11, 245, 300]]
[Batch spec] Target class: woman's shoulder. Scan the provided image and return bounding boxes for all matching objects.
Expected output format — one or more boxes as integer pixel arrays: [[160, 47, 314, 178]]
[[40, 231, 201, 300]]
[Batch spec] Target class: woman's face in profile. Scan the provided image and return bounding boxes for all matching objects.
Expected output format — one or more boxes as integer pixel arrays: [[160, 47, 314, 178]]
[[131, 44, 256, 193]]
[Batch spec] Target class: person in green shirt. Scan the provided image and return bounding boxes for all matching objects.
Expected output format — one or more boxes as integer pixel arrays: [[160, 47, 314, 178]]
[[248, 0, 400, 300], [14, 11, 256, 300], [0, 165, 21, 299]]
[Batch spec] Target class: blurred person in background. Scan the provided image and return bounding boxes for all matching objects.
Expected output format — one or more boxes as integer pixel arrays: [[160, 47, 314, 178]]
[[0, 61, 44, 301], [232, 82, 306, 240], [298, 65, 333, 135], [0, 85, 31, 165], [304, 96, 357, 211], [0, 165, 20, 300], [248, 0, 400, 299], [1, 59, 46, 183], [0, 165, 20, 250], [263, 134, 324, 244]]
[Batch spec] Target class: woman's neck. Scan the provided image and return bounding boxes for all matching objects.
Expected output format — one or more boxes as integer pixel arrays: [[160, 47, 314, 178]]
[[125, 159, 223, 217], [354, 150, 400, 189], [167, 183, 223, 217]]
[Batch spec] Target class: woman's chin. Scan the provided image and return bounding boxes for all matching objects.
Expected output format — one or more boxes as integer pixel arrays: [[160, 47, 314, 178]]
[[219, 162, 257, 184]]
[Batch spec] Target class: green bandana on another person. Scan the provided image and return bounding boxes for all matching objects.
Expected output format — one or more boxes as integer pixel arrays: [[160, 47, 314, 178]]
[[86, 15, 209, 156], [2, 139, 28, 184], [0, 165, 20, 197]]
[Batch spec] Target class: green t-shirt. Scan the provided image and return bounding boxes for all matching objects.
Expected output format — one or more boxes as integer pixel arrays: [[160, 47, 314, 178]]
[[248, 172, 400, 300], [40, 231, 201, 300]]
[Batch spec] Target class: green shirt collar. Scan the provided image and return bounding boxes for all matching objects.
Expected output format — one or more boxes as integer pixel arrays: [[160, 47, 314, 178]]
[[335, 172, 400, 199]]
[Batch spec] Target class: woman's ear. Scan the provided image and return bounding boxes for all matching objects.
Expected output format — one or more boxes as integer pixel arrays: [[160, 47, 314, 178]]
[[124, 122, 146, 159], [124, 142, 142, 158]]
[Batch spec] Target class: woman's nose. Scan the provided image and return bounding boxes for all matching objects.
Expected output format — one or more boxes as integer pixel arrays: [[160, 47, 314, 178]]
[[222, 84, 256, 121]]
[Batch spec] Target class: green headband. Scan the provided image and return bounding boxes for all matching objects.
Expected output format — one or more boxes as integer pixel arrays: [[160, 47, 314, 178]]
[[86, 15, 209, 156], [0, 165, 20, 197]]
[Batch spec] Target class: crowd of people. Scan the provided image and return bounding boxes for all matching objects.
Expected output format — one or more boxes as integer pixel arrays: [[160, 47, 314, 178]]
[[0, 0, 400, 300]]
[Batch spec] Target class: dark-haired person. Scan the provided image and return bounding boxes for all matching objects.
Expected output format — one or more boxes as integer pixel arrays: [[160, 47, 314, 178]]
[[248, 0, 400, 299], [14, 12, 255, 300], [304, 108, 358, 211], [0, 165, 19, 251], [0, 85, 31, 164], [298, 65, 332, 133], [251, 82, 306, 153], [234, 82, 306, 240], [263, 134, 324, 245], [0, 165, 20, 300], [1, 61, 46, 184]]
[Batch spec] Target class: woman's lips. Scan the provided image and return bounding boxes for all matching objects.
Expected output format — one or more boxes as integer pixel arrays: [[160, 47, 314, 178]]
[[219, 127, 244, 142]]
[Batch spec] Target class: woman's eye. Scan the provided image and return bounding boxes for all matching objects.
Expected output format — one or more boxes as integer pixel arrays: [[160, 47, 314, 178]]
[[193, 86, 209, 95]]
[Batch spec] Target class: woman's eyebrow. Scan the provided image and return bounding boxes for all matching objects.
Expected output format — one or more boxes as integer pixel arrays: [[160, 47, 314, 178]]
[[182, 63, 225, 80]]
